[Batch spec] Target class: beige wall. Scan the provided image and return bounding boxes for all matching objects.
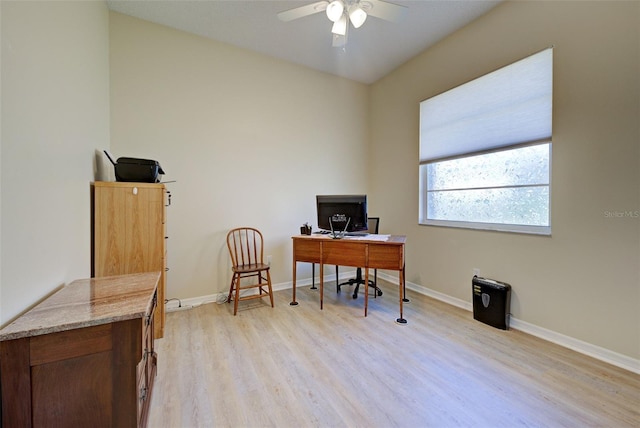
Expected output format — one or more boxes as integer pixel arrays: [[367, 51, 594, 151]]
[[370, 1, 639, 359], [1, 0, 637, 365], [0, 1, 110, 325], [109, 13, 370, 300]]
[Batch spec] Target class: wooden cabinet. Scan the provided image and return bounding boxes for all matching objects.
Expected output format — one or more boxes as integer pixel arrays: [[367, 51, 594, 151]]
[[137, 283, 158, 428], [92, 181, 167, 338], [0, 272, 160, 428]]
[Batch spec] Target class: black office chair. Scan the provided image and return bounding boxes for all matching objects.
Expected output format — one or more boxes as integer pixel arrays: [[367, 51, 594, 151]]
[[336, 217, 383, 299]]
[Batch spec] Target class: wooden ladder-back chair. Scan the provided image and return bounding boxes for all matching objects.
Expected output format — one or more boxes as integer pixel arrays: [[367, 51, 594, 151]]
[[226, 227, 274, 315]]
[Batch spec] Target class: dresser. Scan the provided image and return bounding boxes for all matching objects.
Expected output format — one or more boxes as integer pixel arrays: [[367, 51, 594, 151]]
[[0, 272, 160, 428], [92, 181, 168, 338]]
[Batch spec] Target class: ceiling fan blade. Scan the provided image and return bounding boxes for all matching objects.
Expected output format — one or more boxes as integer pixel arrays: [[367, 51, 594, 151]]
[[363, 0, 408, 23], [277, 1, 329, 22]]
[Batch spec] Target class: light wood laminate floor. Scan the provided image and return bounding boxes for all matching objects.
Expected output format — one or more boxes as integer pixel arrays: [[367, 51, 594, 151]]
[[148, 279, 639, 427]]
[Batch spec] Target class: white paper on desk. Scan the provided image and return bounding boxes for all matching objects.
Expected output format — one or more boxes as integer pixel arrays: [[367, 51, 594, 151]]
[[347, 234, 390, 241]]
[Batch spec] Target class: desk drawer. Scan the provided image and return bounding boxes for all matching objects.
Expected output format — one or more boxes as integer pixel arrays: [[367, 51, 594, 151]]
[[294, 239, 322, 263], [369, 244, 404, 270], [322, 241, 366, 267]]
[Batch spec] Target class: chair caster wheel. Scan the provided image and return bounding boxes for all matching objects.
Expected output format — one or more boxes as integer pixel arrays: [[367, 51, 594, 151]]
[[352, 293, 358, 299], [377, 290, 383, 296]]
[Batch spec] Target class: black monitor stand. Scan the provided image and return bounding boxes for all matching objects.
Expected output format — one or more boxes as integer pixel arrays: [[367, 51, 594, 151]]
[[329, 216, 350, 239]]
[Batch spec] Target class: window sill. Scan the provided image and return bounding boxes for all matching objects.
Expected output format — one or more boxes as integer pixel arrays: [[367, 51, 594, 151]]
[[420, 219, 551, 236]]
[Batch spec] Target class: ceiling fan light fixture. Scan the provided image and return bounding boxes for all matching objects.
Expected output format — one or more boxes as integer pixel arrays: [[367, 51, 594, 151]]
[[326, 0, 344, 22], [349, 6, 367, 28], [331, 14, 348, 35]]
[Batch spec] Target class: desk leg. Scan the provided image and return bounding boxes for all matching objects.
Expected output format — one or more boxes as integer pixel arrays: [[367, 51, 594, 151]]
[[396, 267, 407, 324], [310, 263, 317, 290], [364, 268, 369, 317], [402, 265, 409, 303], [290, 260, 299, 306], [320, 263, 324, 310]]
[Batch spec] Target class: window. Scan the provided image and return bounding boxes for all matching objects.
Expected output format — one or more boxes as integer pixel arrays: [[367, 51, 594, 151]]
[[419, 48, 553, 235]]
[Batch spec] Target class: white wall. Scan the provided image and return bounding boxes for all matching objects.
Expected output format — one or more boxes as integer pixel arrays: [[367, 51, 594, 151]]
[[0, 1, 110, 325], [109, 13, 370, 300], [370, 1, 639, 360]]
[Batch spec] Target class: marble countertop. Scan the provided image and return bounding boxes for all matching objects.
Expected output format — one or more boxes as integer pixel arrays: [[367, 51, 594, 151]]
[[0, 272, 160, 341]]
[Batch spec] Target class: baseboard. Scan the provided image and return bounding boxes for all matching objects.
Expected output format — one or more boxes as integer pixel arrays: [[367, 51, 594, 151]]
[[164, 279, 301, 312], [164, 294, 218, 311], [379, 272, 640, 375], [165, 273, 639, 375], [506, 318, 640, 375]]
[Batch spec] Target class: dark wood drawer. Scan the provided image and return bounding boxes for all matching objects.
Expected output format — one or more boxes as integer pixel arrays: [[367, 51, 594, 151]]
[[368, 244, 404, 270], [293, 239, 322, 263], [322, 241, 367, 267]]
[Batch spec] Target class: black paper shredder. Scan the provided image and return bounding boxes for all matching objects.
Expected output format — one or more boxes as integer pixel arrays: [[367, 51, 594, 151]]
[[472, 276, 511, 330]]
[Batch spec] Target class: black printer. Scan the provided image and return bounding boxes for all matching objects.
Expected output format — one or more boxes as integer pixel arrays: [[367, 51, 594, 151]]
[[104, 150, 165, 183]]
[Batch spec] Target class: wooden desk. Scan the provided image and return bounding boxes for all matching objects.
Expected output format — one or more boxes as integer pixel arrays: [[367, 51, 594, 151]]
[[291, 234, 408, 323]]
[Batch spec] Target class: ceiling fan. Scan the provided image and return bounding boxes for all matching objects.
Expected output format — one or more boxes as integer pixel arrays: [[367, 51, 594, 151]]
[[277, 0, 408, 47]]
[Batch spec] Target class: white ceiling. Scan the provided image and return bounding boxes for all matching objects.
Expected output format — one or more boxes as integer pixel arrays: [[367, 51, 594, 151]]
[[106, 0, 502, 84]]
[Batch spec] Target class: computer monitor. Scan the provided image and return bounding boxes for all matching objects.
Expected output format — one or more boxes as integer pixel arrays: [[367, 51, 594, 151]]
[[316, 195, 368, 233]]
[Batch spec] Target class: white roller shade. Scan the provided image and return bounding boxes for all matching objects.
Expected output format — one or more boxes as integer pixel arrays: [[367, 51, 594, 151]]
[[420, 48, 553, 162]]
